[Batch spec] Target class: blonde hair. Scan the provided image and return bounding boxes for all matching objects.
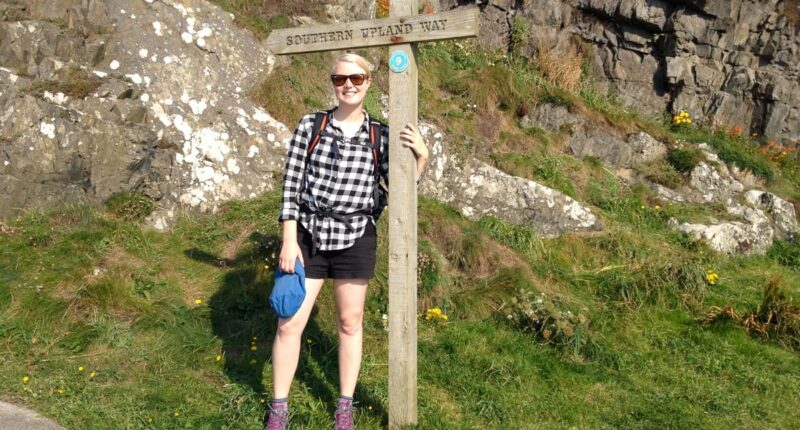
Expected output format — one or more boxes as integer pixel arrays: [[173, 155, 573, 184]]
[[331, 53, 372, 76]]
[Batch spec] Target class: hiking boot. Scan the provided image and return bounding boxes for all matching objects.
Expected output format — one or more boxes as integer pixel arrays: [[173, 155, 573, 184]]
[[264, 402, 289, 430], [333, 399, 356, 430]]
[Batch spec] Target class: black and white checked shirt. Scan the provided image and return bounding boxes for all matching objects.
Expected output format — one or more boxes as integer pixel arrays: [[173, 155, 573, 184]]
[[279, 110, 389, 251]]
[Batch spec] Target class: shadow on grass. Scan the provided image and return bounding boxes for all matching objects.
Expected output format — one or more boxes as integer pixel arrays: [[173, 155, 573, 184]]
[[185, 232, 388, 426]]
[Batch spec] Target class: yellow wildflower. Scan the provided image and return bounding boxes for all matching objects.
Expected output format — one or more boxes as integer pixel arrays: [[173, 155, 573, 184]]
[[194, 299, 203, 305], [215, 354, 222, 362], [78, 366, 84, 373], [22, 376, 30, 383], [89, 372, 96, 379], [424, 307, 448, 322], [705, 269, 719, 285]]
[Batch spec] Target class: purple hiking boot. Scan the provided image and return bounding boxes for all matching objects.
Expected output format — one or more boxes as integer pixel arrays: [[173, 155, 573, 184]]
[[264, 402, 289, 430], [333, 399, 356, 430]]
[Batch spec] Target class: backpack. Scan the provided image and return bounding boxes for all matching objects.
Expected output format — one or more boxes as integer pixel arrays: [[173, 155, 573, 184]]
[[301, 110, 387, 217]]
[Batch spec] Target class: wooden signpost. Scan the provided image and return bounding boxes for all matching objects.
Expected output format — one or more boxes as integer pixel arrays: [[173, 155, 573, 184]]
[[267, 3, 478, 427]]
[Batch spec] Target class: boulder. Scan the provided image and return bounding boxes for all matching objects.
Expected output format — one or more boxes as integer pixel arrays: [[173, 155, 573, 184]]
[[418, 124, 602, 237]]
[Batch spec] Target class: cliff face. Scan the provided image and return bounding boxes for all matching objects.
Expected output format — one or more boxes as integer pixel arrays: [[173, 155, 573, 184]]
[[467, 0, 799, 142], [0, 0, 288, 225], [0, 0, 797, 250]]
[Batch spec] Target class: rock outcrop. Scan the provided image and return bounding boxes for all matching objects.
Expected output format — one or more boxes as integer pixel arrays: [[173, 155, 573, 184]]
[[653, 144, 799, 255], [0, 0, 289, 226], [0, 0, 796, 253], [419, 124, 602, 237], [463, 0, 800, 143]]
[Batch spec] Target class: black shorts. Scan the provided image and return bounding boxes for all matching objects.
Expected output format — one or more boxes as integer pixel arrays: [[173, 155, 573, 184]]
[[297, 222, 377, 279]]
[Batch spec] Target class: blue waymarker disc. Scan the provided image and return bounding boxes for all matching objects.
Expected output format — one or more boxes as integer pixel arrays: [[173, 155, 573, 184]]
[[389, 50, 409, 73]]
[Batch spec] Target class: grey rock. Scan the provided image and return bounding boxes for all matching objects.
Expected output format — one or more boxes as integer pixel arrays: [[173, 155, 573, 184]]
[[628, 131, 667, 165], [519, 103, 583, 132], [474, 0, 800, 142], [568, 125, 633, 167], [0, 401, 64, 430], [325, 0, 375, 22], [659, 143, 798, 255], [0, 0, 288, 221], [418, 124, 602, 237], [670, 200, 774, 255], [688, 153, 745, 204], [744, 190, 799, 239], [478, 4, 510, 51]]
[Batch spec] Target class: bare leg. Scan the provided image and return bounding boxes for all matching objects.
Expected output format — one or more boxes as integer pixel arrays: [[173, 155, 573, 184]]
[[271, 277, 325, 399], [333, 278, 369, 397]]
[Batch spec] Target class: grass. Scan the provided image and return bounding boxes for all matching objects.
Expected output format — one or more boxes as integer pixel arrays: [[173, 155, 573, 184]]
[[3, 189, 800, 429], [27, 66, 103, 99], [4, 7, 800, 429]]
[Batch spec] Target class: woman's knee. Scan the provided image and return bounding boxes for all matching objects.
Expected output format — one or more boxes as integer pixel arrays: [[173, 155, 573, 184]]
[[337, 312, 364, 337], [276, 317, 306, 338]]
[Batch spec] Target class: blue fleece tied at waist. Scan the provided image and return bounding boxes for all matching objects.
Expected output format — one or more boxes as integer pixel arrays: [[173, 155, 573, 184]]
[[270, 259, 306, 318]]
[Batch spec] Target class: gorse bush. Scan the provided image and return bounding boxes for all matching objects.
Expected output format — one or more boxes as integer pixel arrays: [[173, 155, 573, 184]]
[[500, 289, 591, 356], [667, 147, 705, 174]]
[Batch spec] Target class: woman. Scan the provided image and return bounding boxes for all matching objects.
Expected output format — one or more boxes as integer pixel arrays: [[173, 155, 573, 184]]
[[266, 53, 428, 430]]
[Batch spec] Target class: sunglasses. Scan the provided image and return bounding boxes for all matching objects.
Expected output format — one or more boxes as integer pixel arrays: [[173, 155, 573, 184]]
[[330, 74, 369, 86]]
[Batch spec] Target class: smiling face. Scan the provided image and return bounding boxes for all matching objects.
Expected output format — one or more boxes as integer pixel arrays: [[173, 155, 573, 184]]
[[331, 60, 371, 109]]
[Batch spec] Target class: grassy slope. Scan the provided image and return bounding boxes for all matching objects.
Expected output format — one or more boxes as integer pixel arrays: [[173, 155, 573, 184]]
[[3, 2, 800, 429], [1, 191, 799, 429]]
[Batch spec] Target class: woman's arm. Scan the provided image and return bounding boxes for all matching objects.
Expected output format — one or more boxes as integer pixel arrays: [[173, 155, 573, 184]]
[[277, 116, 312, 273], [279, 220, 303, 273]]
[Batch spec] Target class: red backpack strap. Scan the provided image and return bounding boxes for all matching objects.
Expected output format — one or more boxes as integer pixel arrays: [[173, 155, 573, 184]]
[[369, 120, 382, 169], [307, 111, 331, 156]]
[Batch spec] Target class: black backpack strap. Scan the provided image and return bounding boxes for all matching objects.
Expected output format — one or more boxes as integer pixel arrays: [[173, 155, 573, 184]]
[[368, 119, 387, 215]]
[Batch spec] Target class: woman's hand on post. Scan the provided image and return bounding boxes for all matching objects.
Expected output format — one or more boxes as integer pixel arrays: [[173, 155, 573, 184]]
[[400, 123, 428, 161]]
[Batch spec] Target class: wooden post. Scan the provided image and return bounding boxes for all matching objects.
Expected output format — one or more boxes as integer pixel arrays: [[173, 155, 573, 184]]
[[387, 1, 418, 426], [265, 7, 478, 428]]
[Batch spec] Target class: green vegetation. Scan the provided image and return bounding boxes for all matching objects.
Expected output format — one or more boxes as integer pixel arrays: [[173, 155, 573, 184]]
[[4, 6, 800, 430], [667, 147, 706, 173], [768, 238, 800, 271], [638, 159, 685, 188], [675, 127, 776, 182], [105, 192, 156, 222], [3, 189, 800, 428]]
